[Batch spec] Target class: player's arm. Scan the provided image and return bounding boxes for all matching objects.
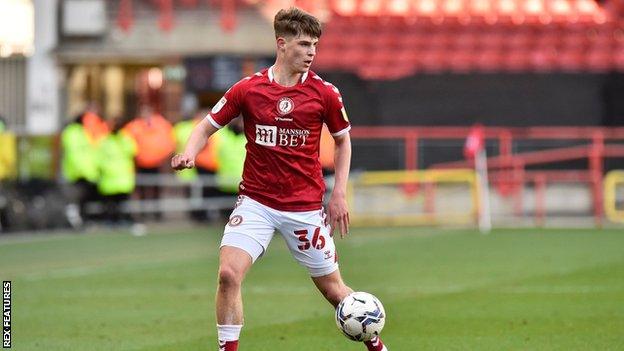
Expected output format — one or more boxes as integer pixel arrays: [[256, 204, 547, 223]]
[[171, 118, 219, 170], [172, 77, 247, 170], [328, 132, 351, 238]]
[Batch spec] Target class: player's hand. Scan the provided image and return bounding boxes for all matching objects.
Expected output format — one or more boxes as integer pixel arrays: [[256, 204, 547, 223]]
[[327, 191, 350, 238], [171, 153, 195, 170]]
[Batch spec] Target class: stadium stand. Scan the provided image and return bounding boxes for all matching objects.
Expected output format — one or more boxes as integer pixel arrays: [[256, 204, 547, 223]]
[[314, 0, 624, 78]]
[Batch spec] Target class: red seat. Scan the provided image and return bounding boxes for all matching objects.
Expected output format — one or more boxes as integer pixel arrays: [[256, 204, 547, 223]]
[[398, 48, 422, 65], [475, 49, 505, 71], [529, 48, 558, 71], [557, 49, 585, 71], [505, 29, 535, 49], [418, 49, 448, 72], [612, 50, 624, 71], [504, 49, 532, 71], [479, 30, 506, 50], [357, 65, 387, 80], [426, 31, 454, 49], [560, 31, 589, 51], [547, 0, 574, 23], [534, 30, 561, 50], [448, 49, 476, 72], [585, 50, 613, 72], [451, 30, 479, 50]]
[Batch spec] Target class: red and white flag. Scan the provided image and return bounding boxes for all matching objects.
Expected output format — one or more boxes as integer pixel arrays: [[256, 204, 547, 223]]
[[464, 124, 484, 159]]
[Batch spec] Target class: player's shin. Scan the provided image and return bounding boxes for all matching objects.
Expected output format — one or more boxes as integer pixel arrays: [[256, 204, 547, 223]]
[[217, 324, 242, 351]]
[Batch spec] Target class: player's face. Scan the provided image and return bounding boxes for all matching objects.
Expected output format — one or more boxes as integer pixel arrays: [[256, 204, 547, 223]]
[[280, 34, 318, 73]]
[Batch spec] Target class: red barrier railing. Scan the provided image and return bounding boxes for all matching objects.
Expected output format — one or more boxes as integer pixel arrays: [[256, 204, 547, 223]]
[[350, 126, 624, 226]]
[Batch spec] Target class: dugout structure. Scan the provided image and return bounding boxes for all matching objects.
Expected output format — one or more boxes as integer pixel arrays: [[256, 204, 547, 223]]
[[348, 169, 481, 227]]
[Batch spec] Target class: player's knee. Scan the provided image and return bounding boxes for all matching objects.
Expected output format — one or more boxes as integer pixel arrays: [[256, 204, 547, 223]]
[[217, 265, 243, 289]]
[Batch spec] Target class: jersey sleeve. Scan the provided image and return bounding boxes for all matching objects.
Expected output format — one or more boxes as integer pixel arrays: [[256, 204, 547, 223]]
[[323, 84, 351, 137], [205, 78, 247, 129]]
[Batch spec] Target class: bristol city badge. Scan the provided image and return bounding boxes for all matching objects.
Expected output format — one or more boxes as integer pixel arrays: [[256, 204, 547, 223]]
[[277, 97, 294, 115]]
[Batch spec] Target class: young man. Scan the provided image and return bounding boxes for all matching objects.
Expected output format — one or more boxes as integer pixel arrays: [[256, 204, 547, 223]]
[[172, 7, 388, 351]]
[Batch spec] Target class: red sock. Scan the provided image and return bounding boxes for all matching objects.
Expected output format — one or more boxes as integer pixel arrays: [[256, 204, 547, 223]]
[[364, 336, 385, 351], [218, 340, 238, 351]]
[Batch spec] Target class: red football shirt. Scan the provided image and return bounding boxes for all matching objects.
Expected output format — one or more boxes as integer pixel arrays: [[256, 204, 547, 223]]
[[206, 67, 351, 211]]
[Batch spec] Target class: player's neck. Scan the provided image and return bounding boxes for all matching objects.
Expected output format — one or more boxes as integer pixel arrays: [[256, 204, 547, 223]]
[[271, 63, 302, 88]]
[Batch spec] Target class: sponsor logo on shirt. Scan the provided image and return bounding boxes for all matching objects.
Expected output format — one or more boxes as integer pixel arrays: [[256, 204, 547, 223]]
[[278, 127, 309, 147], [255, 125, 277, 146], [277, 97, 294, 115], [255, 125, 310, 147]]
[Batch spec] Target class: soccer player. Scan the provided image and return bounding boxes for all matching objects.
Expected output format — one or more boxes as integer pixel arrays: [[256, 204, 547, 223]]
[[172, 7, 388, 351]]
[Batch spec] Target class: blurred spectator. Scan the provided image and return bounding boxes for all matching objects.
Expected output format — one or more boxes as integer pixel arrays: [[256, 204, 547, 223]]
[[123, 105, 175, 220], [0, 115, 16, 181], [319, 124, 335, 176], [97, 117, 137, 225], [215, 117, 246, 194], [194, 110, 220, 176], [194, 110, 222, 220], [61, 110, 106, 226], [0, 114, 16, 232], [81, 102, 110, 144]]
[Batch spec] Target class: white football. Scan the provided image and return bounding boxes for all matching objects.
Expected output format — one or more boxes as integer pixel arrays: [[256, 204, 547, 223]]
[[335, 291, 386, 342]]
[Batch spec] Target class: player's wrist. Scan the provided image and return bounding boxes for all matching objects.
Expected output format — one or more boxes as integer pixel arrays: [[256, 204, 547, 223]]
[[330, 189, 346, 198]]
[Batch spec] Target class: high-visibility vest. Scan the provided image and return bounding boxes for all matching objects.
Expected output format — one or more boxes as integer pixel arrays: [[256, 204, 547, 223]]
[[215, 127, 246, 193], [61, 123, 100, 183], [194, 118, 219, 172], [124, 114, 175, 169], [0, 132, 16, 180], [97, 132, 137, 195]]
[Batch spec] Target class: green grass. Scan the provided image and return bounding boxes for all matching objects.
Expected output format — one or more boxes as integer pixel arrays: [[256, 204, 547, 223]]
[[1, 226, 624, 350]]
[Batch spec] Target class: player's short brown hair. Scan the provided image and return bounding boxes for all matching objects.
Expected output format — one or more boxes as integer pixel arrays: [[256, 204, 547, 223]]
[[274, 7, 321, 39]]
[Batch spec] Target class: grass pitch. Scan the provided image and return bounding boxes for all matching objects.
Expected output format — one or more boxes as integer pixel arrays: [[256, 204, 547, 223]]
[[1, 225, 623, 350]]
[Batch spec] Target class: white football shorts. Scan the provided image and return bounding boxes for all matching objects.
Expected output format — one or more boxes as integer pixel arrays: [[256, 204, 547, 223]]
[[221, 195, 338, 277]]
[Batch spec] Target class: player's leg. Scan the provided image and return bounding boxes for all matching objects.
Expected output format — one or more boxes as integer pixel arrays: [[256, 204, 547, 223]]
[[278, 209, 388, 351], [216, 246, 253, 351], [310, 268, 351, 307], [216, 196, 277, 351]]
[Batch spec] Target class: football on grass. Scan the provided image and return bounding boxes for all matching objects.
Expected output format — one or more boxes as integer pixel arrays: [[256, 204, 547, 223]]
[[335, 292, 386, 341]]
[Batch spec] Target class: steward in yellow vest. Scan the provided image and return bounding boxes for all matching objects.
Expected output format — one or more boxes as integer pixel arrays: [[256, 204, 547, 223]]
[[215, 117, 246, 194], [97, 117, 137, 223], [0, 117, 16, 180], [61, 113, 107, 223], [61, 120, 100, 184]]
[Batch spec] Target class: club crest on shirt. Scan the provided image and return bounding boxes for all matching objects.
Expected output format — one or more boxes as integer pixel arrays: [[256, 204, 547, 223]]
[[277, 97, 294, 115], [228, 215, 243, 227]]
